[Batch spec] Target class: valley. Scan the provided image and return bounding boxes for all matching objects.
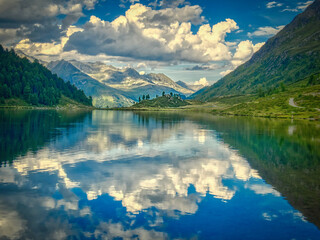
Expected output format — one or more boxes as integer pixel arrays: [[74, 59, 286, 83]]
[[1, 1, 320, 239], [47, 59, 201, 108]]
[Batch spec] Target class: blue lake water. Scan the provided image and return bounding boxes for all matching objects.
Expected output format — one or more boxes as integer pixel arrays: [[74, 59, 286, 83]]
[[0, 110, 319, 239]]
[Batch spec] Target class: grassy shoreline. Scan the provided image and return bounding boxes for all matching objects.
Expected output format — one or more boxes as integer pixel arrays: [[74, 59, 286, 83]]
[[100, 105, 318, 120], [1, 103, 318, 120], [0, 105, 95, 110], [2, 80, 319, 120], [0, 95, 95, 110]]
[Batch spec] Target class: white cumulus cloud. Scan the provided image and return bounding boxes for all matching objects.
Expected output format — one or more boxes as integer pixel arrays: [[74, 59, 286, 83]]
[[15, 26, 83, 58], [194, 77, 209, 86], [64, 3, 239, 63], [220, 40, 264, 76]]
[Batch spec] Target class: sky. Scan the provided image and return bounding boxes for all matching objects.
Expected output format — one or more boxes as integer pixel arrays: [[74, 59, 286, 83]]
[[0, 0, 314, 85]]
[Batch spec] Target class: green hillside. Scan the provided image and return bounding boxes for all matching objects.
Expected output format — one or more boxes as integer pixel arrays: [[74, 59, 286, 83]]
[[205, 73, 320, 119], [131, 94, 190, 108], [192, 0, 320, 101], [0, 45, 92, 107]]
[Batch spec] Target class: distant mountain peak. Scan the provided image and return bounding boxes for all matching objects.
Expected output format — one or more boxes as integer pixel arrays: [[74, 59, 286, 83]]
[[47, 59, 194, 107]]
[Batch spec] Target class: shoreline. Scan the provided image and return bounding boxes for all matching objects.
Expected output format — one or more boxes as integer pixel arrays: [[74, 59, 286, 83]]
[[99, 106, 319, 121], [0, 105, 96, 110], [1, 105, 318, 121]]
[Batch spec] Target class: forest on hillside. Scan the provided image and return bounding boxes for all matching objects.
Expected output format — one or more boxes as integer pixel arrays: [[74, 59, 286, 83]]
[[0, 45, 92, 106]]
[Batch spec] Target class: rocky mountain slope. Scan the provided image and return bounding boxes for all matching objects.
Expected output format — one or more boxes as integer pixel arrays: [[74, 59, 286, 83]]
[[68, 60, 194, 95], [192, 0, 320, 101], [48, 59, 198, 107], [47, 60, 134, 107]]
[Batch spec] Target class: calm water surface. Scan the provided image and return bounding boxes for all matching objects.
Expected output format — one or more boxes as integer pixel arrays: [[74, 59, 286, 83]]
[[0, 110, 319, 239]]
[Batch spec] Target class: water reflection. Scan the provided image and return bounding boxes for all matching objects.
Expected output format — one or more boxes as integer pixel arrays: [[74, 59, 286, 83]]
[[0, 110, 91, 166], [0, 110, 319, 239], [181, 113, 320, 227]]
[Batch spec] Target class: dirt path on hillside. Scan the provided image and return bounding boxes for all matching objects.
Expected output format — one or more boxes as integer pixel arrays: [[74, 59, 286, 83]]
[[289, 98, 304, 108], [289, 97, 320, 112]]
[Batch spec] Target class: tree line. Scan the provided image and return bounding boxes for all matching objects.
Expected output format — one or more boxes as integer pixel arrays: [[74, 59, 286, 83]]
[[138, 91, 183, 102], [0, 45, 92, 106]]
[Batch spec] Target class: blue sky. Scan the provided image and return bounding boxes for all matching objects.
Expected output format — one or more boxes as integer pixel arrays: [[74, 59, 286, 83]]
[[0, 0, 313, 85]]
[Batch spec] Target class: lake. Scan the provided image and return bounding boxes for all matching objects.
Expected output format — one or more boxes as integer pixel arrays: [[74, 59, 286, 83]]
[[0, 109, 319, 239]]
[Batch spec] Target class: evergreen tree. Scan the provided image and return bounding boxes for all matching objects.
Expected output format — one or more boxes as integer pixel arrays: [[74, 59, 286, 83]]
[[0, 84, 11, 98], [23, 84, 31, 102], [30, 93, 39, 105]]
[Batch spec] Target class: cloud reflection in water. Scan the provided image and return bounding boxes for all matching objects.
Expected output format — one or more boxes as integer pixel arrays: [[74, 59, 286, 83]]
[[0, 110, 318, 239]]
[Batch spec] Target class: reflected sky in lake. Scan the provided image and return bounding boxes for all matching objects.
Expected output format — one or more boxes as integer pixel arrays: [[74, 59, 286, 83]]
[[0, 110, 319, 239]]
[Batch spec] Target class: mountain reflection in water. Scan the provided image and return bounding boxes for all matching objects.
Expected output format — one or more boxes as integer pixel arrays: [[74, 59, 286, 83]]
[[0, 110, 319, 239]]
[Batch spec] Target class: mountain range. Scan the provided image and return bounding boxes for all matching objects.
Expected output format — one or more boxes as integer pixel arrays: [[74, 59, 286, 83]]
[[14, 0, 320, 108], [192, 0, 320, 101], [13, 50, 206, 108], [46, 60, 202, 108]]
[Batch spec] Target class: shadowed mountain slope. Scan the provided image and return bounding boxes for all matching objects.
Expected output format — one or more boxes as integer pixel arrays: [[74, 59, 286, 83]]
[[192, 0, 320, 101]]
